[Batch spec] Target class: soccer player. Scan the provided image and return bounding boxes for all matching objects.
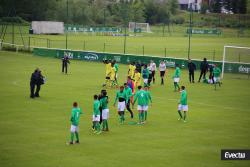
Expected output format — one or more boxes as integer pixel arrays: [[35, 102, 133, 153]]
[[93, 95, 101, 134], [177, 86, 188, 122], [113, 60, 119, 85], [144, 86, 152, 123], [142, 64, 149, 87], [173, 64, 181, 92], [159, 60, 166, 85], [124, 83, 134, 118], [147, 63, 153, 86], [69, 102, 82, 144], [114, 86, 127, 124], [103, 59, 112, 87], [133, 86, 147, 124], [150, 60, 157, 83], [110, 63, 117, 87], [213, 64, 222, 90], [134, 69, 141, 88], [198, 58, 209, 82], [99, 91, 109, 131], [128, 62, 136, 78]]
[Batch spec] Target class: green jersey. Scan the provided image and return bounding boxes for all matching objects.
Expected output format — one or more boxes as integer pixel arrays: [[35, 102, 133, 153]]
[[100, 96, 108, 109], [134, 89, 148, 106], [124, 87, 132, 101], [70, 107, 82, 126], [174, 67, 181, 78], [114, 90, 127, 104], [180, 90, 187, 105], [142, 68, 149, 79], [213, 67, 221, 77], [145, 91, 152, 105], [93, 100, 100, 116], [114, 63, 119, 73]]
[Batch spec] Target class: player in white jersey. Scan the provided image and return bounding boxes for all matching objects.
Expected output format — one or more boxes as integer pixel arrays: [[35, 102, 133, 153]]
[[159, 60, 167, 85], [150, 60, 156, 84]]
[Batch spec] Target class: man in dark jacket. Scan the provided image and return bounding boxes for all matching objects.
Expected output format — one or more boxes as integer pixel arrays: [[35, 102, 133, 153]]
[[62, 54, 70, 74], [187, 59, 196, 83], [30, 68, 44, 98], [198, 58, 209, 82]]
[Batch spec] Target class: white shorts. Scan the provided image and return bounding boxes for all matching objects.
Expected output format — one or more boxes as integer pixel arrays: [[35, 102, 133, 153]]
[[143, 79, 148, 84], [178, 104, 188, 111], [213, 77, 220, 82], [118, 101, 126, 111], [70, 125, 79, 133], [174, 77, 180, 83], [115, 73, 118, 78], [102, 109, 109, 120], [137, 105, 147, 111], [92, 115, 100, 122]]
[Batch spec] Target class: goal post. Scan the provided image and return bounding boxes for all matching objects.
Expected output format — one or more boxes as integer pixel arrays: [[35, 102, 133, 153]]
[[128, 22, 151, 33], [222, 45, 250, 78]]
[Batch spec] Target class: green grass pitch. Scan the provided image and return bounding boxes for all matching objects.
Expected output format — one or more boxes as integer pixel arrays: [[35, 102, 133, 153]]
[[0, 51, 249, 167]]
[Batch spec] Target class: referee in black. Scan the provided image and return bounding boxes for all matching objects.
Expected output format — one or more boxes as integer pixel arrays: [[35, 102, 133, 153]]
[[62, 54, 70, 74], [187, 59, 196, 83], [198, 58, 209, 82]]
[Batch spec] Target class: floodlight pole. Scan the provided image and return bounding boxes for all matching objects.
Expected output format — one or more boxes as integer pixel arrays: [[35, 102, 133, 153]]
[[66, 0, 68, 49], [187, 3, 193, 59], [123, 26, 127, 54]]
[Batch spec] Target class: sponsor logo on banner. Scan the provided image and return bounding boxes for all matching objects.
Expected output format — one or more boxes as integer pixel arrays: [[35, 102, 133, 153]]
[[239, 65, 250, 74], [164, 60, 175, 67], [114, 56, 121, 62], [84, 53, 99, 61]]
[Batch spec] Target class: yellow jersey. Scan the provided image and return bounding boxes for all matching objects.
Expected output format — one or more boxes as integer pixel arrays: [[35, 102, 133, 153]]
[[105, 63, 112, 76], [128, 65, 136, 78], [110, 67, 116, 80], [134, 72, 141, 86]]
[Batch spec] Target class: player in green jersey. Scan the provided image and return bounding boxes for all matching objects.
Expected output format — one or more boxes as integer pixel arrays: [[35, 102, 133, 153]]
[[173, 64, 181, 91], [113, 60, 119, 85], [93, 95, 101, 134], [124, 83, 134, 118], [133, 86, 148, 124], [213, 64, 222, 90], [69, 102, 82, 145], [177, 86, 188, 122], [114, 86, 127, 124], [99, 91, 109, 131], [144, 86, 152, 123]]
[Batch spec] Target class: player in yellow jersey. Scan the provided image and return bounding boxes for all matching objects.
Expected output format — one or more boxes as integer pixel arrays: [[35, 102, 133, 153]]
[[128, 62, 136, 78], [134, 69, 141, 87], [110, 63, 117, 87], [103, 60, 112, 87]]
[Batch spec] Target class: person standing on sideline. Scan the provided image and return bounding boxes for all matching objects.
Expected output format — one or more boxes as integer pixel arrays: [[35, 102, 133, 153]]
[[62, 53, 70, 74], [30, 68, 44, 98], [198, 58, 209, 82], [150, 60, 157, 84], [159, 60, 167, 85], [187, 59, 196, 83]]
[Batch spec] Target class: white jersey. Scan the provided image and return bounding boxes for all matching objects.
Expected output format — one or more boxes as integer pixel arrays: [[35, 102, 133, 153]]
[[159, 63, 166, 71], [150, 63, 156, 71]]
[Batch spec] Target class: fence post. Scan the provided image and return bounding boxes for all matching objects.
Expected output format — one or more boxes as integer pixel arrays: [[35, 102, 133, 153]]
[[142, 45, 144, 55], [238, 53, 241, 62], [83, 41, 86, 50], [103, 43, 106, 52], [47, 39, 49, 48], [0, 39, 2, 50], [213, 50, 215, 61], [164, 48, 166, 57], [28, 36, 31, 50]]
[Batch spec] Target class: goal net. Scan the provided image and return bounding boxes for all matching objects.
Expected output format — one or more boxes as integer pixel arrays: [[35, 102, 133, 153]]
[[222, 45, 250, 78], [128, 22, 151, 33]]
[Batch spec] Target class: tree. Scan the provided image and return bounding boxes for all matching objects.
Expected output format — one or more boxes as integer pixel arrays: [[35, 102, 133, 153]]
[[211, 0, 222, 13]]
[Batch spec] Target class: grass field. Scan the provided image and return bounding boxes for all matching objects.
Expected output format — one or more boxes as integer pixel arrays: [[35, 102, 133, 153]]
[[1, 25, 250, 61], [0, 51, 249, 167]]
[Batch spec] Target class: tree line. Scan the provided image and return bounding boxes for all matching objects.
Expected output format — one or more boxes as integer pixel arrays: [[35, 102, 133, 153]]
[[0, 0, 248, 26]]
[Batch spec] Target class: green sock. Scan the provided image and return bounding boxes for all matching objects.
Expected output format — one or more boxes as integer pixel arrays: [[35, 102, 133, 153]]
[[102, 121, 105, 130], [105, 120, 109, 130], [122, 114, 125, 121], [138, 112, 141, 123], [176, 83, 180, 90], [183, 112, 187, 120], [141, 112, 145, 122], [174, 82, 177, 91], [96, 122, 101, 132], [75, 132, 79, 141], [70, 132, 74, 142], [145, 111, 147, 121], [178, 110, 183, 118]]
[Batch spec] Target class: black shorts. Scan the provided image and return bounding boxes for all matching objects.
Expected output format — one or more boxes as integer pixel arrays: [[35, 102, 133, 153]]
[[160, 71, 165, 77], [106, 76, 110, 79], [152, 71, 155, 76]]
